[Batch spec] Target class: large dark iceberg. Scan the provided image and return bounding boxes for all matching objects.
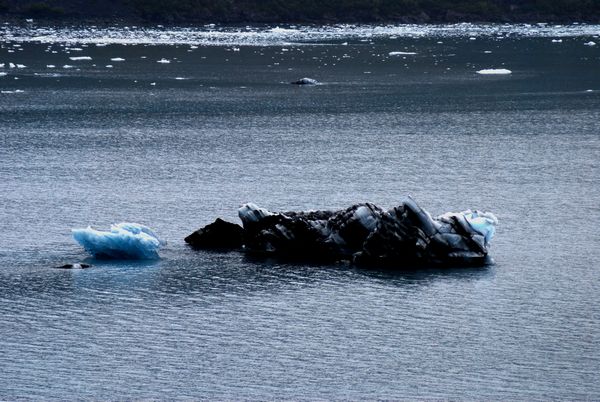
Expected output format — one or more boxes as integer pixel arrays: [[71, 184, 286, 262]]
[[185, 197, 497, 267]]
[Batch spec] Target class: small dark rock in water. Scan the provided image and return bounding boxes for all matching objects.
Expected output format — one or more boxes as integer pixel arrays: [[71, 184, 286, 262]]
[[56, 263, 91, 269], [291, 77, 318, 85], [185, 218, 244, 249]]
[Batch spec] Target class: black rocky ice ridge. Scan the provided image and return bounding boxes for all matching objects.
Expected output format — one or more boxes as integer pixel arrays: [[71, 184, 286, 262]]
[[185, 197, 497, 267]]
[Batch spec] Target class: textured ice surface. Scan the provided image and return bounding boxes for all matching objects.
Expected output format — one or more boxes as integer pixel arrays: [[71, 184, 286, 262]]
[[72, 222, 164, 259], [476, 68, 512, 74]]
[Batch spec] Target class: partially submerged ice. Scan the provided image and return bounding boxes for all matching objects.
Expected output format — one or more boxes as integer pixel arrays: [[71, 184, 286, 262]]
[[72, 222, 164, 259], [186, 198, 497, 267]]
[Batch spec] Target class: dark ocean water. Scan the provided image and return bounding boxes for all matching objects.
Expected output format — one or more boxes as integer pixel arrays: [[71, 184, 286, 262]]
[[1, 23, 599, 399]]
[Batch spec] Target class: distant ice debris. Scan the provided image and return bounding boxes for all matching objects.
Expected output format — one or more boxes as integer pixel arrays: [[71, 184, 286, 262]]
[[110, 57, 125, 61], [389, 51, 417, 55], [551, 39, 563, 43], [46, 64, 55, 68], [69, 56, 92, 60], [63, 64, 74, 68], [584, 41, 596, 46], [72, 222, 165, 259], [0, 72, 6, 77], [476, 68, 512, 75], [157, 58, 171, 63], [291, 77, 319, 85]]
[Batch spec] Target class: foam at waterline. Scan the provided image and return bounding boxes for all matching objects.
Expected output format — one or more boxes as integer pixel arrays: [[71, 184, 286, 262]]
[[72, 222, 165, 259]]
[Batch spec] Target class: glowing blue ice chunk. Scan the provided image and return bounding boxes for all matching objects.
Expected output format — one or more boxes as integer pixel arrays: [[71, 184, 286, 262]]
[[72, 222, 164, 259]]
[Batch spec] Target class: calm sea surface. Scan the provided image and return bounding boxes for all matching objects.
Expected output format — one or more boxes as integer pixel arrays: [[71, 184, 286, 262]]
[[1, 23, 599, 399]]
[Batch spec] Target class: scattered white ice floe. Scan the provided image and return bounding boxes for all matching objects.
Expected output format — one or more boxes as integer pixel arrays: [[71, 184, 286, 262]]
[[389, 51, 417, 55], [110, 57, 125, 61], [157, 58, 170, 63], [584, 41, 596, 46], [69, 56, 92, 60], [476, 68, 512, 75]]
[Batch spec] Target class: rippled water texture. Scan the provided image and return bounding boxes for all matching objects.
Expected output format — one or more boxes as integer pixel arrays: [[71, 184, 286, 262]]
[[1, 22, 600, 399]]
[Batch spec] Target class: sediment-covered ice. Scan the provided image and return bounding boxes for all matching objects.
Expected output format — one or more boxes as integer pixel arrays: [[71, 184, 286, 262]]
[[187, 198, 498, 267], [476, 68, 512, 75], [72, 222, 164, 259]]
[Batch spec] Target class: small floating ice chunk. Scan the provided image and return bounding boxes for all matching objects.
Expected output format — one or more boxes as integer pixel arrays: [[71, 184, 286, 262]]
[[584, 41, 596, 46], [72, 222, 164, 259], [389, 51, 417, 56], [46, 64, 55, 68], [157, 58, 171, 63], [16, 64, 26, 68], [69, 56, 92, 61], [0, 72, 6, 77], [291, 77, 319, 85], [551, 39, 563, 43], [105, 65, 113, 68], [63, 64, 74, 69], [111, 57, 125, 61], [476, 68, 512, 75]]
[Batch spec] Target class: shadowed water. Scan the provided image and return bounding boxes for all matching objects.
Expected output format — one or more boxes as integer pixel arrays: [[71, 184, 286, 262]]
[[1, 23, 599, 399]]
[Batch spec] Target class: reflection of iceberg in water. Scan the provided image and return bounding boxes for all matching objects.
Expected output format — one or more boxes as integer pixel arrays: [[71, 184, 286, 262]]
[[72, 223, 164, 259]]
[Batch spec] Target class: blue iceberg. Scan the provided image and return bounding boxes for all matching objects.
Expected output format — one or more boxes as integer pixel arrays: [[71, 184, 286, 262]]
[[72, 222, 164, 259]]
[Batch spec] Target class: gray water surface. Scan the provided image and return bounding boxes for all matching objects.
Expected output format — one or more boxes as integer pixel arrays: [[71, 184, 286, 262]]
[[1, 23, 600, 399]]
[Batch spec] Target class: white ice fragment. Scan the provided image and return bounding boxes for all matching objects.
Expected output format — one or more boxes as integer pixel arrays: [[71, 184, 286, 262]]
[[551, 39, 563, 43], [72, 222, 165, 259], [0, 72, 6, 77], [63, 64, 74, 68], [483, 50, 492, 53], [16, 64, 26, 68], [239, 203, 275, 224], [69, 56, 92, 61], [105, 65, 113, 68], [476, 68, 512, 75], [157, 58, 170, 63], [46, 64, 55, 68], [96, 43, 107, 47], [174, 77, 186, 80], [389, 51, 417, 56], [584, 41, 596, 46], [9, 62, 15, 68], [110, 57, 125, 61]]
